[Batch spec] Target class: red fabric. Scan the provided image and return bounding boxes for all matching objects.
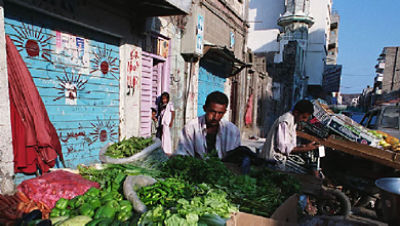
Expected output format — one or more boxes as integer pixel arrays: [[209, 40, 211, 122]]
[[10, 94, 37, 173], [7, 35, 63, 174], [245, 94, 254, 126]]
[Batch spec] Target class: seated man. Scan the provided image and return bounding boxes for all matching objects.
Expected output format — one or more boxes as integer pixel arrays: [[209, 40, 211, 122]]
[[175, 91, 240, 159], [260, 99, 319, 170]]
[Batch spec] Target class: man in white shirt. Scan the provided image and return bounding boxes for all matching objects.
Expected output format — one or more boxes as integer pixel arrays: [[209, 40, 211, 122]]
[[175, 91, 241, 159], [260, 100, 318, 169]]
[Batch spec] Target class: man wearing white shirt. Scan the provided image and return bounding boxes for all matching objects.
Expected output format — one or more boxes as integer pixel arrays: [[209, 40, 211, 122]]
[[260, 100, 318, 169], [175, 91, 241, 159]]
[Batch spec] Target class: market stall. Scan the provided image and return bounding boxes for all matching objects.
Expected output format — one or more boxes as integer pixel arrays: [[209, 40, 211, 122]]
[[1, 136, 302, 226], [297, 131, 400, 170], [300, 101, 400, 170]]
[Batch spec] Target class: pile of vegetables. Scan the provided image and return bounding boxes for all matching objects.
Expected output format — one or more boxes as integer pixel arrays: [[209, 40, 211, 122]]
[[50, 187, 133, 225], [47, 164, 156, 225], [105, 137, 154, 158], [17, 170, 100, 209], [137, 180, 237, 225], [369, 130, 400, 151], [42, 155, 300, 225], [160, 156, 301, 217], [137, 178, 196, 208], [78, 164, 159, 189]]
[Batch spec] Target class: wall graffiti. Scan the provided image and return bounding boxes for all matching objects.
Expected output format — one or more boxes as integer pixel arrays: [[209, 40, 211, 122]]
[[88, 117, 118, 146], [91, 44, 119, 80], [126, 48, 140, 95], [10, 23, 52, 63], [60, 131, 86, 143], [5, 13, 120, 172], [53, 70, 89, 105]]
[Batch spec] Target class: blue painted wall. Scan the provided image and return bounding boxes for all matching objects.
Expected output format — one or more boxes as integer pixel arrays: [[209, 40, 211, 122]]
[[197, 66, 226, 116], [4, 6, 120, 182]]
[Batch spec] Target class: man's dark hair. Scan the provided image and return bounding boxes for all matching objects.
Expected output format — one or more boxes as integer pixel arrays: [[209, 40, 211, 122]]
[[293, 100, 314, 115], [151, 107, 157, 113], [205, 91, 229, 107]]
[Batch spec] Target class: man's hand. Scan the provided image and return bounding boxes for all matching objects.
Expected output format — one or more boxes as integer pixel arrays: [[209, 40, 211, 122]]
[[304, 141, 319, 151], [169, 122, 173, 128]]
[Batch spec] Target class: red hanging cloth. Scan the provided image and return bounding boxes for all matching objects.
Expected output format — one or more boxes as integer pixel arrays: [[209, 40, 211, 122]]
[[245, 94, 254, 126], [7, 35, 63, 174]]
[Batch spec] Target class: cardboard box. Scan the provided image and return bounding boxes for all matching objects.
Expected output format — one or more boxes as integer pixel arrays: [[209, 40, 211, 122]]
[[226, 194, 298, 226], [327, 116, 379, 146]]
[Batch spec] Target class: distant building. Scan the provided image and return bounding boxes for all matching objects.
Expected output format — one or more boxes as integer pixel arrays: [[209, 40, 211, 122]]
[[306, 0, 332, 87], [322, 9, 342, 104], [373, 47, 400, 105], [322, 65, 342, 93], [327, 11, 339, 65]]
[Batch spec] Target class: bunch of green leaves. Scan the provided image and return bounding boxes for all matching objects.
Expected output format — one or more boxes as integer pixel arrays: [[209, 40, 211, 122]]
[[136, 178, 197, 209], [105, 137, 154, 158], [138, 189, 237, 226], [160, 156, 233, 184], [78, 164, 160, 190], [159, 156, 301, 217]]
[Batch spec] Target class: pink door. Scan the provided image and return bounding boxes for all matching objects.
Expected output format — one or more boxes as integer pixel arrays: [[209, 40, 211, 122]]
[[140, 55, 153, 137]]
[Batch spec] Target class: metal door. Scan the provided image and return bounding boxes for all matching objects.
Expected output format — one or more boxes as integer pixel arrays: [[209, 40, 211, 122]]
[[197, 66, 226, 116]]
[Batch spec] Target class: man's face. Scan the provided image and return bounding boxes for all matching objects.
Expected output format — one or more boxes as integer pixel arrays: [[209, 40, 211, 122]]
[[203, 102, 227, 126], [293, 111, 311, 123]]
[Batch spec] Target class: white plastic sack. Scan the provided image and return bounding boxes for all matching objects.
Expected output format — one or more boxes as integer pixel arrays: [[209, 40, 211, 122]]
[[123, 175, 157, 213], [99, 138, 162, 164]]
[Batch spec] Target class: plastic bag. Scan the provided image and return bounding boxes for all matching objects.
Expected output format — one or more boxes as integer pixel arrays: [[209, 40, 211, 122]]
[[17, 170, 99, 209], [99, 138, 162, 164], [123, 175, 157, 213]]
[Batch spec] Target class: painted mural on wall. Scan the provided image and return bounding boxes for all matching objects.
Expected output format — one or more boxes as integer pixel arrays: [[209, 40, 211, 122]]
[[5, 17, 120, 169], [126, 47, 140, 96]]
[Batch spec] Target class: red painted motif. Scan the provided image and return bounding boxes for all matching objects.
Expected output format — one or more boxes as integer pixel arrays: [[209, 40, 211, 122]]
[[90, 44, 118, 79], [53, 70, 88, 102], [100, 61, 109, 74], [25, 39, 40, 57], [10, 23, 52, 63], [88, 117, 117, 145]]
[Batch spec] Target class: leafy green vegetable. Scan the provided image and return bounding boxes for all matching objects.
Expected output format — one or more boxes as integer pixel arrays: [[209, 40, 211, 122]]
[[137, 178, 195, 208], [105, 137, 153, 158], [138, 189, 236, 225], [159, 156, 301, 217], [78, 164, 159, 190]]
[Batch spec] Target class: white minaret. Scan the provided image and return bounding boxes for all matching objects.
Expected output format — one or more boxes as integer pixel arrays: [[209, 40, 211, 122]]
[[277, 0, 314, 104], [278, 0, 314, 42]]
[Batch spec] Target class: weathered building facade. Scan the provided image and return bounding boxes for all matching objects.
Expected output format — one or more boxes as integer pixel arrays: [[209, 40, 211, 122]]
[[0, 0, 252, 193], [371, 47, 400, 105], [178, 0, 249, 137], [0, 0, 191, 193]]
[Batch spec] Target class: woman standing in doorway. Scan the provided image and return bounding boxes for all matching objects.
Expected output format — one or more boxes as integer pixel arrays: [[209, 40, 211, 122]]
[[157, 92, 175, 156]]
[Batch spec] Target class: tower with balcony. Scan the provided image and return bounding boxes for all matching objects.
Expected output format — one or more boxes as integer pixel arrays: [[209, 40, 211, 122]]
[[275, 0, 314, 105]]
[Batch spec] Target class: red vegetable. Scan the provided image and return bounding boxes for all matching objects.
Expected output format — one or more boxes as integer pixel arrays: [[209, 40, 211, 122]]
[[17, 170, 99, 209]]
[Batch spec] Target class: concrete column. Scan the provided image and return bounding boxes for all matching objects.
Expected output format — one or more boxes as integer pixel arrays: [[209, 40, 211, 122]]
[[252, 73, 258, 134], [0, 0, 15, 194]]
